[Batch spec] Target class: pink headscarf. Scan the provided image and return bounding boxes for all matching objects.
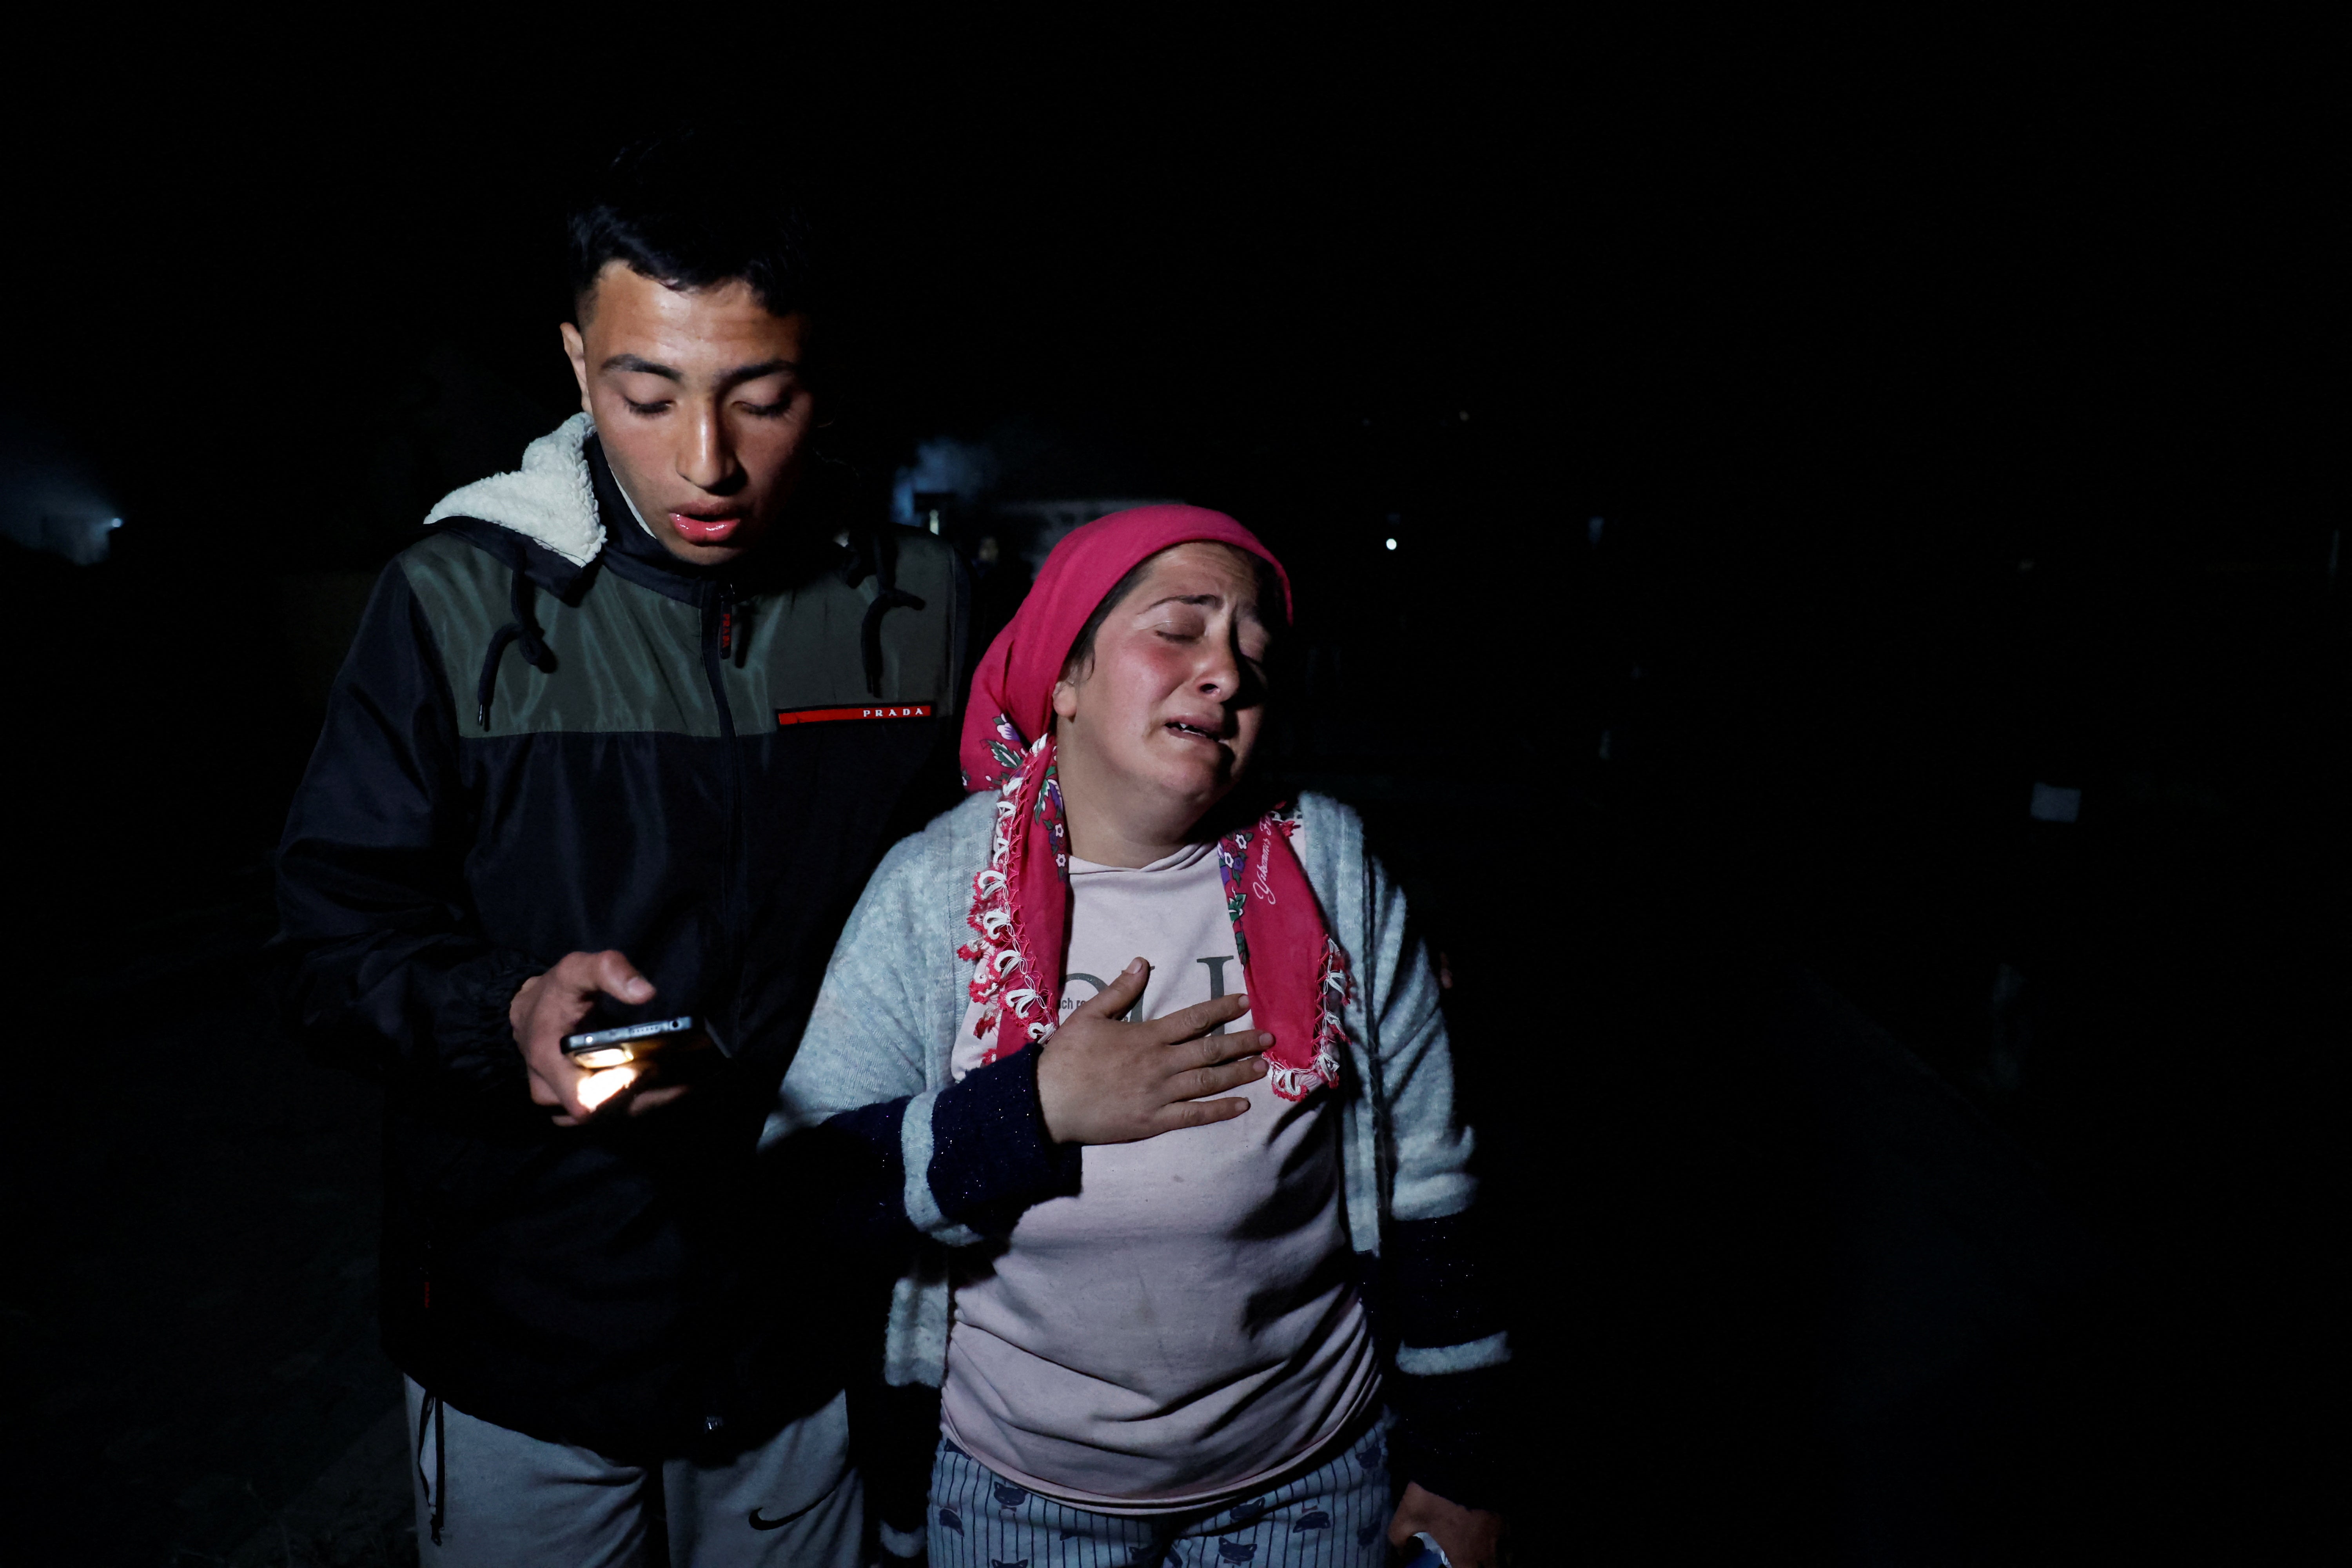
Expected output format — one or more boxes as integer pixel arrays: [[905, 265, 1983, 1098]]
[[955, 506, 1347, 1100]]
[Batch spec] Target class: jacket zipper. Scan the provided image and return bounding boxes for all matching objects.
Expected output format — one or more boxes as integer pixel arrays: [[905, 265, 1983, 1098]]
[[700, 583, 746, 1049]]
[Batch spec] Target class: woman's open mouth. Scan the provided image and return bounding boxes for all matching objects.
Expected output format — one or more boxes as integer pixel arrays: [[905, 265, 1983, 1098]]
[[669, 512, 742, 545], [1164, 719, 1221, 743]]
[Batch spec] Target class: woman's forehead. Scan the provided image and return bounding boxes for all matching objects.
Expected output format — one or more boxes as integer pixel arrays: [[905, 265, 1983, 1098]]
[[1125, 542, 1266, 606]]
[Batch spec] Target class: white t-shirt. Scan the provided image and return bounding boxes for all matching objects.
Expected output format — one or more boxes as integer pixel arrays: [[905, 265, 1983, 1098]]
[[941, 840, 1379, 1512]]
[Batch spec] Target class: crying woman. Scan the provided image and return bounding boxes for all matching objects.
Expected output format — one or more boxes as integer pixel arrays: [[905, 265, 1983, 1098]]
[[766, 506, 1509, 1567]]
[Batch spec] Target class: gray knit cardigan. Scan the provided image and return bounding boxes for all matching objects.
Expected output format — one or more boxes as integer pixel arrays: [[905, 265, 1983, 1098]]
[[762, 789, 1509, 1393]]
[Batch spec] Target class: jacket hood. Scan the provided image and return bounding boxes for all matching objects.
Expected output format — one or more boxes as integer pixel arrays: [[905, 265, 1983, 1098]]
[[424, 414, 605, 567]]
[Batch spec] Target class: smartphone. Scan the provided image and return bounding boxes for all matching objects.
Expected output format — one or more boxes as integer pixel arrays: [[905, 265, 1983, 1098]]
[[561, 1015, 695, 1071]]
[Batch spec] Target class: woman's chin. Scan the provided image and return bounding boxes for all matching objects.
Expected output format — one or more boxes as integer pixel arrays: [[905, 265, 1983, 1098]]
[[1178, 772, 1248, 824], [1118, 761, 1238, 830]]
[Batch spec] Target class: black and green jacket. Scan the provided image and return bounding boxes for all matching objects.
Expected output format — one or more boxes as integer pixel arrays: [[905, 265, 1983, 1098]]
[[271, 415, 965, 1455]]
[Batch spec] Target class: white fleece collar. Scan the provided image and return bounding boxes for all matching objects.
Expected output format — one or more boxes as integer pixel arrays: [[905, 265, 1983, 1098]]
[[611, 465, 661, 541], [423, 413, 607, 566]]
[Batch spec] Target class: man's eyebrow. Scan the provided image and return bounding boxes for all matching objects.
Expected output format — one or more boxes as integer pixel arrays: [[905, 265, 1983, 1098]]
[[716, 358, 800, 388], [600, 353, 682, 380], [597, 354, 801, 388]]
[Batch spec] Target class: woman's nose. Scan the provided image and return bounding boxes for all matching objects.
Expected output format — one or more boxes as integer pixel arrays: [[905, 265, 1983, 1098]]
[[1196, 642, 1240, 697]]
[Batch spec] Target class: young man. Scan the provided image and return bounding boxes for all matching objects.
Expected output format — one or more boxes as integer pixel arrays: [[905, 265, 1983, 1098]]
[[272, 134, 964, 1566]]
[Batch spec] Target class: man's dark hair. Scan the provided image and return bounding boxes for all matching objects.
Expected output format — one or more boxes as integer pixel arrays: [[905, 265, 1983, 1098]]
[[566, 126, 820, 325]]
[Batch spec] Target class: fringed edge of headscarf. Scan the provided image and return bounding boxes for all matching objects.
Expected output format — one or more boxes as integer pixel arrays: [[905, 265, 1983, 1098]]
[[1216, 807, 1351, 1103], [956, 725, 1058, 1064], [955, 723, 1352, 1100], [1265, 933, 1350, 1102]]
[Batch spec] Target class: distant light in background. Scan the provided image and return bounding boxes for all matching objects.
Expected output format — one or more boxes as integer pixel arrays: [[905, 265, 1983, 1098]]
[[1458, 410, 1470, 422], [4, 505, 124, 565], [1385, 538, 1397, 551], [891, 436, 997, 526], [2, 416, 122, 565], [1587, 516, 1606, 545], [2028, 782, 2083, 823], [996, 497, 1183, 570]]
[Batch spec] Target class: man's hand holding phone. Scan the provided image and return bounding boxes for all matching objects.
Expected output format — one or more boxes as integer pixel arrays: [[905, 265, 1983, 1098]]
[[510, 950, 697, 1125]]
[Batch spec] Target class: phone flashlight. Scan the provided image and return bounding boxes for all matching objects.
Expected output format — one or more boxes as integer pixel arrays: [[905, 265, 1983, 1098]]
[[561, 1015, 695, 1071]]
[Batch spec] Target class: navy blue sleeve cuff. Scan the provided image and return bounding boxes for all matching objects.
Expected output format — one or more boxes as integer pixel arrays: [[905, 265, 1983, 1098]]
[[1388, 1361, 1514, 1514], [1379, 1212, 1508, 1352], [1374, 1211, 1512, 1512], [927, 1047, 1083, 1234], [789, 1098, 914, 1254]]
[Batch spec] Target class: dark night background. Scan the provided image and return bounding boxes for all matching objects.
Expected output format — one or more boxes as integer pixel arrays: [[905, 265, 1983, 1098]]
[[2, 21, 2338, 1565]]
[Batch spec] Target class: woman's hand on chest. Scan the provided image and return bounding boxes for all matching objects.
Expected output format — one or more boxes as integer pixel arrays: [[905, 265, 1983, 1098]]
[[1036, 958, 1272, 1145]]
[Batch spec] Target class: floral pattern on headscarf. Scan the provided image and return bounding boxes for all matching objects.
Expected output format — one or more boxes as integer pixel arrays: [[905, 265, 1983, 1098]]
[[949, 505, 1346, 1101]]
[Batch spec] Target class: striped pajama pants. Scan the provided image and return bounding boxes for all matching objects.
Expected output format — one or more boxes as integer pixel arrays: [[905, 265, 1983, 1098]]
[[925, 1414, 1394, 1568]]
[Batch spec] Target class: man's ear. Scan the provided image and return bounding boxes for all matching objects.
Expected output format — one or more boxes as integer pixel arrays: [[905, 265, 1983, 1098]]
[[559, 322, 592, 416]]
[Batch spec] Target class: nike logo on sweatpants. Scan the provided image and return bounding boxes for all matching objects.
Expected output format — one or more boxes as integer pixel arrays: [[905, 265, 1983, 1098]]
[[748, 1497, 822, 1531]]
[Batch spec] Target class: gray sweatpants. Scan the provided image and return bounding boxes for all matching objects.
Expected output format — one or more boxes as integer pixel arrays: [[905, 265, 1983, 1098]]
[[404, 1377, 863, 1568]]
